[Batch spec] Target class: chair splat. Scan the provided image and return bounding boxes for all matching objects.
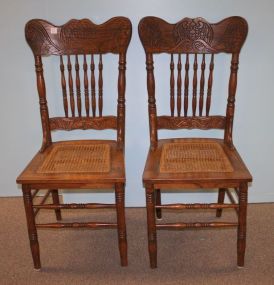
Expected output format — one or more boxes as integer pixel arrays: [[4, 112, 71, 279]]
[[170, 54, 175, 117]]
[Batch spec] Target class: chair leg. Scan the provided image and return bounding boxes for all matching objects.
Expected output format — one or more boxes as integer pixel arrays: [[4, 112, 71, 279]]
[[115, 183, 128, 266], [51, 189, 62, 221], [237, 182, 248, 267], [216, 188, 226, 217], [145, 185, 157, 268], [155, 189, 162, 219], [22, 185, 41, 270]]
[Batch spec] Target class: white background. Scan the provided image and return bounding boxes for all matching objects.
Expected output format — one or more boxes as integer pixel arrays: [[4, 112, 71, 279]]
[[0, 0, 273, 206]]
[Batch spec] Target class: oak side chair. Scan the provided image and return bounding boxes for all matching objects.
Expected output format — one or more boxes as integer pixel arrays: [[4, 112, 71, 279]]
[[16, 17, 132, 269], [138, 16, 252, 268]]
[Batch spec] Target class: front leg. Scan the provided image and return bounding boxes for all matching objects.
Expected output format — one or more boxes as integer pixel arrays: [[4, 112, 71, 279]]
[[237, 182, 248, 267], [115, 183, 128, 266], [145, 185, 157, 268], [22, 185, 41, 270]]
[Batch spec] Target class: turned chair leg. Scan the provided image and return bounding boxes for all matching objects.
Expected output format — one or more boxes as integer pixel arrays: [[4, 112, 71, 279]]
[[22, 185, 41, 270], [155, 189, 162, 219], [237, 182, 248, 267], [216, 188, 226, 217], [115, 183, 128, 266], [51, 189, 62, 221], [145, 185, 157, 268]]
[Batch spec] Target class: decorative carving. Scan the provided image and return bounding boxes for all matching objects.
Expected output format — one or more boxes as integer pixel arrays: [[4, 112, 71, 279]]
[[25, 21, 61, 54], [139, 16, 248, 53], [173, 18, 214, 52], [49, 116, 117, 131], [157, 116, 226, 130], [26, 17, 132, 55]]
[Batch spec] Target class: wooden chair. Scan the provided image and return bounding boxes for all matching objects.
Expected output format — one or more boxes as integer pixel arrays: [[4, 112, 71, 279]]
[[16, 17, 132, 269], [138, 16, 252, 268]]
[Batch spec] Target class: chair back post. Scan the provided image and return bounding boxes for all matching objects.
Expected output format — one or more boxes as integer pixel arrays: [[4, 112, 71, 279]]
[[146, 53, 158, 150], [34, 55, 52, 152], [224, 53, 240, 149], [117, 52, 126, 150]]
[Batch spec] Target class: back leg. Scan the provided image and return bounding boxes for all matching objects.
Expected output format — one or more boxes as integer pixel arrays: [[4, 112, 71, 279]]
[[216, 188, 226, 217], [155, 189, 162, 219], [51, 189, 62, 220]]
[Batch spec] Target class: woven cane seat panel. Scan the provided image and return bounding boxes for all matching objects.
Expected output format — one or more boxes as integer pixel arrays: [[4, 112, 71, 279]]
[[38, 144, 110, 174], [160, 142, 233, 173]]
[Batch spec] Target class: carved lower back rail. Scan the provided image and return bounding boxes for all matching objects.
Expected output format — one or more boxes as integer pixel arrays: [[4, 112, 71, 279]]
[[157, 115, 226, 130], [49, 116, 117, 131]]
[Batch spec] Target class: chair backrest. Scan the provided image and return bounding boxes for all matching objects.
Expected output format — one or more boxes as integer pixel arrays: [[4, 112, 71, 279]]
[[138, 16, 248, 150], [25, 17, 132, 151]]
